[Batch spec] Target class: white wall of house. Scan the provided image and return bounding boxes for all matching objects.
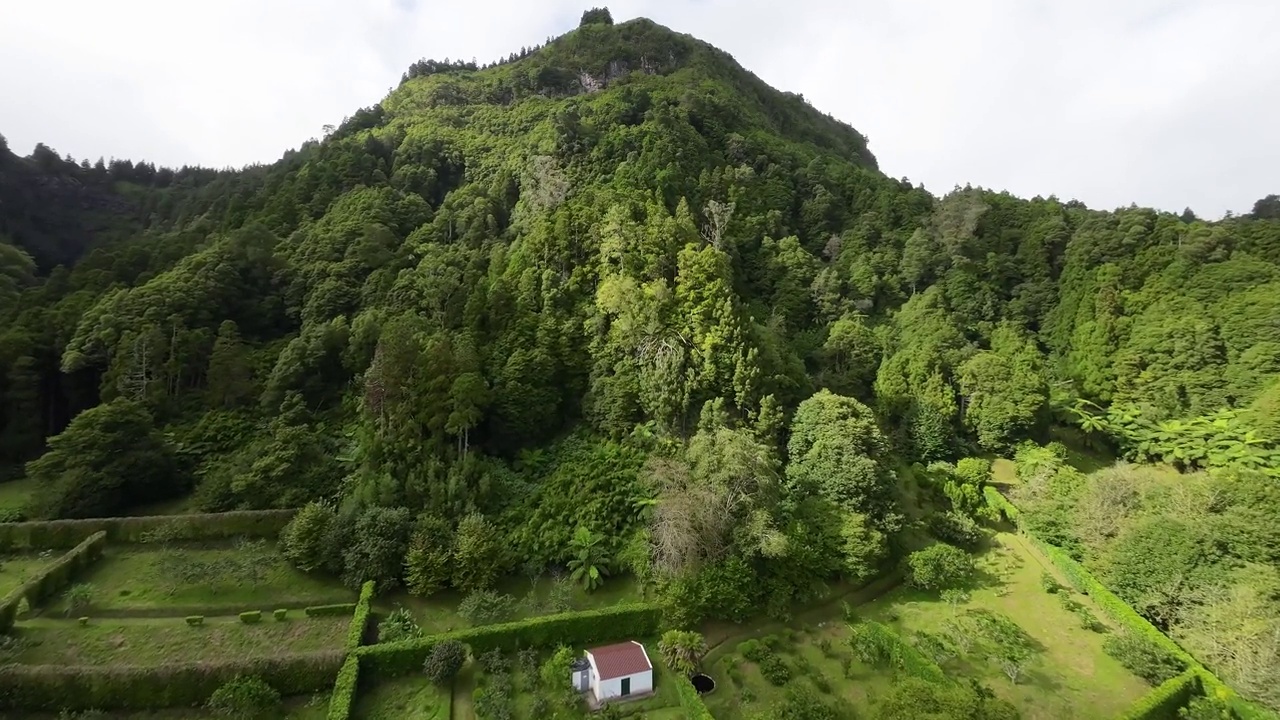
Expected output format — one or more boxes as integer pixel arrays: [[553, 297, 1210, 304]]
[[594, 670, 653, 701]]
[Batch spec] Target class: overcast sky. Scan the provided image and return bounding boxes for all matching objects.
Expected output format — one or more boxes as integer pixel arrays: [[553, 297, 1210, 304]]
[[2, 0, 1277, 217]]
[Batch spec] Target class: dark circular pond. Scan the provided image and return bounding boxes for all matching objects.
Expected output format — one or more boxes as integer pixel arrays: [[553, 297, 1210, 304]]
[[690, 673, 715, 694]]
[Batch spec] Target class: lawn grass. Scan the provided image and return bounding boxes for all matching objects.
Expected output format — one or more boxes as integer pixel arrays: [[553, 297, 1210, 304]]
[[46, 542, 354, 614], [376, 574, 644, 635], [9, 615, 349, 665], [20, 694, 332, 719], [857, 531, 1149, 720], [353, 675, 451, 719], [0, 550, 58, 595], [0, 475, 37, 515]]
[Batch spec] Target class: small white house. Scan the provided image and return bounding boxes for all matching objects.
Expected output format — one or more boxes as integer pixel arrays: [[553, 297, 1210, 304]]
[[575, 641, 654, 703]]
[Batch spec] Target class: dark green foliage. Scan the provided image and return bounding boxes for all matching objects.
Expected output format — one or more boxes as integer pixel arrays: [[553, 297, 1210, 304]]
[[0, 651, 343, 712], [1041, 572, 1060, 593], [326, 656, 359, 720], [473, 669, 514, 720], [186, 615, 204, 626], [451, 513, 505, 593], [404, 513, 452, 597], [928, 511, 985, 550], [341, 507, 412, 591], [1117, 670, 1202, 720], [422, 640, 466, 685], [872, 677, 1020, 720], [347, 581, 376, 650], [1105, 633, 1189, 686], [847, 620, 948, 683], [273, 609, 287, 621], [477, 648, 509, 674], [759, 655, 792, 686], [26, 400, 179, 519], [238, 611, 262, 624], [206, 675, 280, 719], [280, 501, 339, 573], [907, 543, 975, 592], [378, 608, 420, 644], [580, 7, 613, 26]]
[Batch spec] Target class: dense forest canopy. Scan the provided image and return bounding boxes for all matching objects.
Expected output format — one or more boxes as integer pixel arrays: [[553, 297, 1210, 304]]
[[1, 9, 1278, 711]]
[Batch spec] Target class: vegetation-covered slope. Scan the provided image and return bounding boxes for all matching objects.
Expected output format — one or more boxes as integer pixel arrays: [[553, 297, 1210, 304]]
[[1, 8, 1278, 713]]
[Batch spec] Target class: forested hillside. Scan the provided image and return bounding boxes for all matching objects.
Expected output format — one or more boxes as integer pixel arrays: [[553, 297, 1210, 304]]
[[1, 8, 1279, 712]]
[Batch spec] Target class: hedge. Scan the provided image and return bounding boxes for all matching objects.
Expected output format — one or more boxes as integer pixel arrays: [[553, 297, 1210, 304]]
[[347, 581, 375, 652], [991, 489, 1277, 720], [0, 651, 344, 712], [0, 530, 107, 631], [1116, 669, 1201, 720], [240, 610, 262, 624], [326, 655, 360, 720], [306, 603, 357, 617], [671, 661, 714, 720], [357, 603, 664, 679], [983, 485, 1019, 523], [0, 509, 297, 550]]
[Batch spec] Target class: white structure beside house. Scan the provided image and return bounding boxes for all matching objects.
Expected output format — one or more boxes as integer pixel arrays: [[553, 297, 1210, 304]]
[[574, 641, 654, 703]]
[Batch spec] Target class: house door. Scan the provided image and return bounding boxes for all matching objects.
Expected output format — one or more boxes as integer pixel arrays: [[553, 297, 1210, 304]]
[[621, 677, 631, 696]]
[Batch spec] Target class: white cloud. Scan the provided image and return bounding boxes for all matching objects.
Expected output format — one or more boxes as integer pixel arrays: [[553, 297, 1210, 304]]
[[1, 0, 1276, 216]]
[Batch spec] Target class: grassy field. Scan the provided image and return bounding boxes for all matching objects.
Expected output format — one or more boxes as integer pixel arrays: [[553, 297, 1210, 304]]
[[9, 615, 350, 665], [46, 542, 355, 614], [0, 476, 36, 515], [17, 694, 332, 719], [0, 551, 57, 595], [701, 532, 1147, 720], [353, 674, 452, 719], [377, 574, 645, 635]]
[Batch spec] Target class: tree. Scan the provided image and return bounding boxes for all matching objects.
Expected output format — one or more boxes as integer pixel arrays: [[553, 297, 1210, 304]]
[[838, 511, 887, 582], [658, 629, 707, 675], [907, 543, 974, 592], [579, 7, 613, 26], [942, 588, 971, 614], [967, 610, 1038, 684], [1102, 633, 1186, 685], [404, 513, 453, 597], [280, 500, 339, 573], [423, 639, 467, 684], [452, 513, 505, 593], [958, 324, 1048, 451], [341, 506, 413, 590], [567, 526, 611, 592], [27, 399, 178, 519], [787, 390, 895, 520], [207, 320, 253, 408]]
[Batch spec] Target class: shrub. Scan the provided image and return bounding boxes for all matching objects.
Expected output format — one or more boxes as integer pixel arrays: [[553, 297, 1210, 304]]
[[759, 655, 791, 686], [1040, 572, 1060, 593], [1104, 633, 1188, 686], [279, 501, 338, 573], [928, 511, 985, 550], [517, 647, 539, 676], [239, 611, 262, 624], [404, 513, 453, 597], [78, 616, 89, 626], [423, 640, 467, 685], [451, 513, 505, 593], [954, 457, 991, 487], [378, 608, 421, 644], [206, 675, 280, 719], [658, 629, 707, 675], [457, 590, 516, 626], [304, 603, 355, 617], [273, 609, 287, 621], [341, 507, 412, 591], [1116, 669, 1201, 720], [737, 639, 767, 663], [186, 615, 204, 626], [907, 543, 975, 591], [478, 647, 509, 674], [65, 583, 95, 615]]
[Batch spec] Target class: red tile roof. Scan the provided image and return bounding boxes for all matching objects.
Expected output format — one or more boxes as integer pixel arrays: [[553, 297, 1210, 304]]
[[588, 641, 652, 681]]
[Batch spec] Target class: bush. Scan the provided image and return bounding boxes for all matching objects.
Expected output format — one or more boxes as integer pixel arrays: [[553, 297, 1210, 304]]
[[517, 647, 539, 676], [304, 603, 356, 617], [1040, 571, 1060, 593], [78, 616, 89, 626], [478, 648, 509, 674], [279, 501, 338, 574], [273, 609, 287, 621], [404, 513, 453, 597], [457, 590, 516, 626], [423, 640, 466, 685], [1105, 633, 1188, 686], [0, 652, 343, 712], [378, 608, 421, 644], [906, 543, 975, 591], [239, 611, 262, 624], [928, 511, 985, 550], [1116, 669, 1201, 720], [341, 507, 412, 591], [66, 583, 95, 615], [848, 621, 947, 683], [186, 616, 204, 626], [206, 675, 281, 719], [738, 639, 767, 663], [759, 655, 791, 686]]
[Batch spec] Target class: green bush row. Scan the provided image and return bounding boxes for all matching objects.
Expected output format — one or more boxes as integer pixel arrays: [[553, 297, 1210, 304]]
[[992, 490, 1275, 720], [848, 620, 948, 684], [671, 660, 714, 719], [1116, 669, 1201, 720], [982, 486, 1019, 523], [347, 581, 375, 652], [306, 603, 357, 617], [186, 615, 203, 626], [326, 656, 360, 720], [356, 603, 663, 679], [0, 531, 107, 631], [240, 610, 262, 624], [0, 651, 344, 712], [0, 509, 297, 550]]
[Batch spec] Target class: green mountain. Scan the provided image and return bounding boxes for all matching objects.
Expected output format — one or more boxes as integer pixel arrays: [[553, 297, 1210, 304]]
[[1, 9, 1279, 709]]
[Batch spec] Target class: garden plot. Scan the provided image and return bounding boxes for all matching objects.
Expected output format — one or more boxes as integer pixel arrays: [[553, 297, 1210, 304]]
[[45, 540, 354, 615], [6, 614, 350, 665], [0, 550, 58, 595]]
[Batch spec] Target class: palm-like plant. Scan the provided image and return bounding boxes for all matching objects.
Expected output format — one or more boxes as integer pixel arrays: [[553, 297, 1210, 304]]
[[567, 526, 610, 592], [658, 629, 707, 675]]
